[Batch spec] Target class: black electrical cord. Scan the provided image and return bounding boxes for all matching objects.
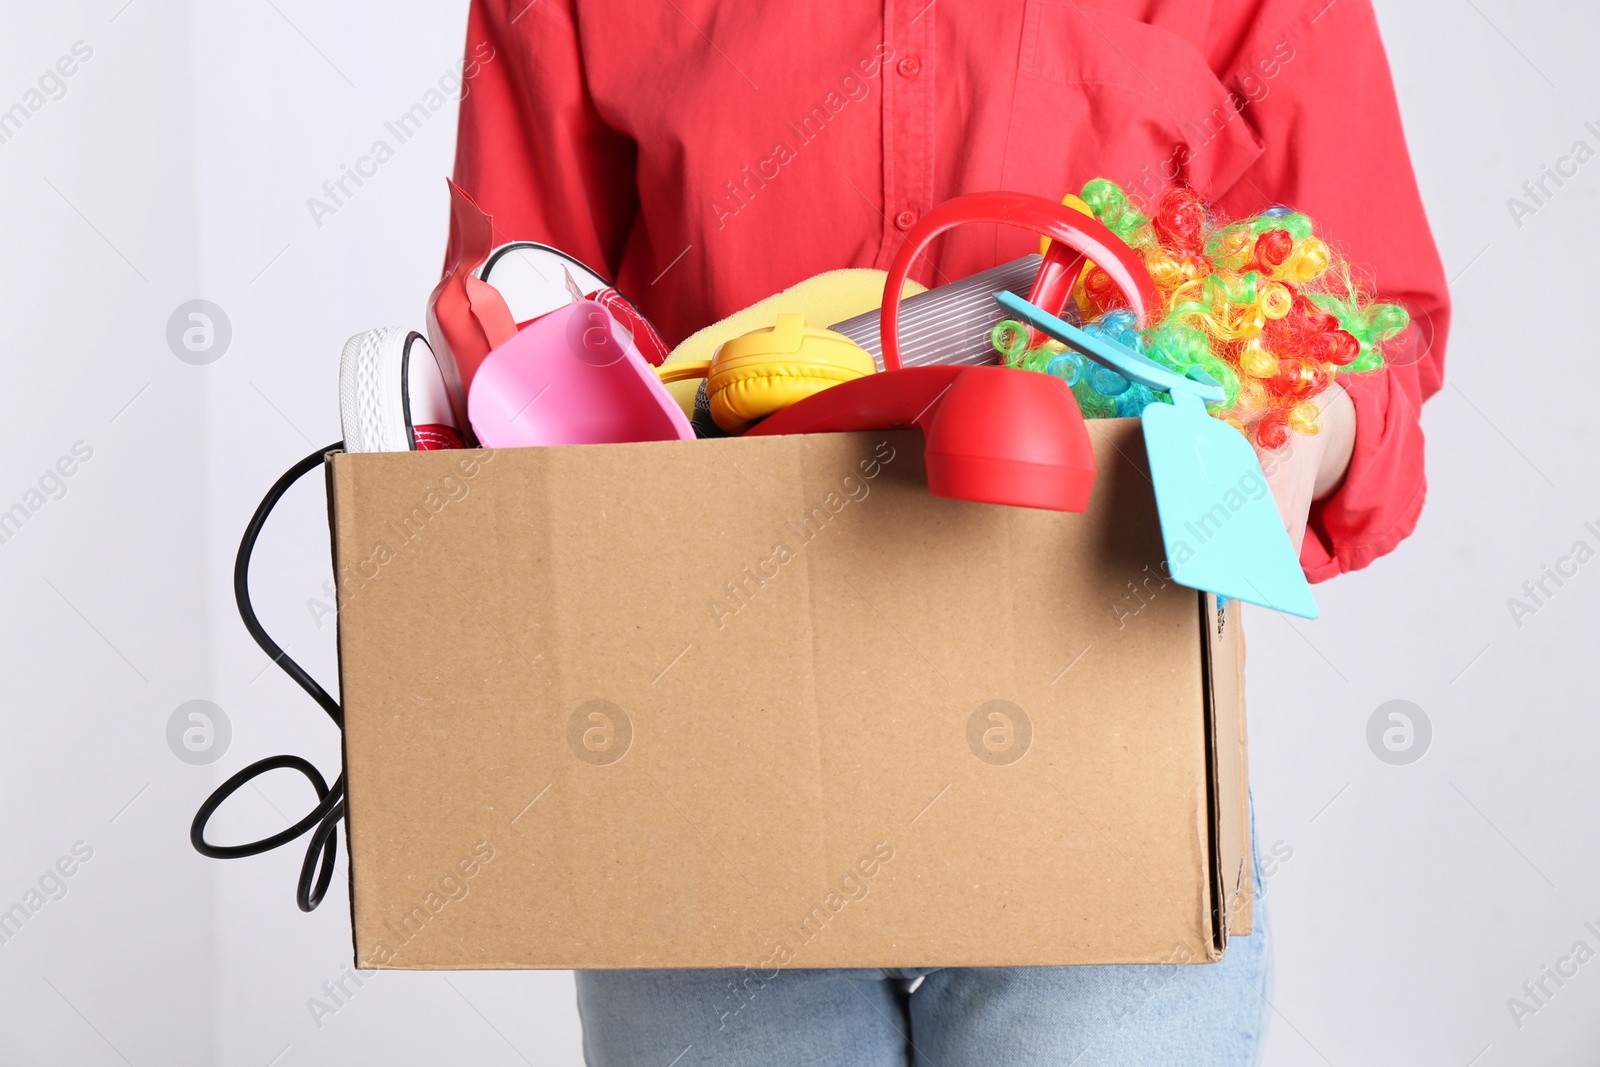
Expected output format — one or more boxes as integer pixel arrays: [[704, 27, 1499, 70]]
[[190, 443, 345, 912]]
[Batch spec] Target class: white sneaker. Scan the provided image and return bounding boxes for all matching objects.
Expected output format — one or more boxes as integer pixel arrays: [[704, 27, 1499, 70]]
[[338, 327, 466, 453], [479, 241, 611, 324]]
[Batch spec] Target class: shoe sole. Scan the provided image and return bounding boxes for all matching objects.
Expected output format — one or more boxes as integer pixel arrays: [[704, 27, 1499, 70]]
[[339, 327, 426, 453]]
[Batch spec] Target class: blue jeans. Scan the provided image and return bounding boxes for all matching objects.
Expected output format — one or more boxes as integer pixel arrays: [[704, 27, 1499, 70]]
[[575, 844, 1273, 1065]]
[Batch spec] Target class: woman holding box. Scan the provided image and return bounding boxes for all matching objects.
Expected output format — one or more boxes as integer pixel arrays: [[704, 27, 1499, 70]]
[[447, 0, 1448, 1062]]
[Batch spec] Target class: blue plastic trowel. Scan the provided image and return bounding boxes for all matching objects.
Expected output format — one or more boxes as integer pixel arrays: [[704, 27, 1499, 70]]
[[995, 291, 1318, 619]]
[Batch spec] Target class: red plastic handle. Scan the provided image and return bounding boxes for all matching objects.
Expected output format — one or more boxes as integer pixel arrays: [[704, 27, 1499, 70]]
[[880, 191, 1158, 371], [1029, 243, 1090, 324]]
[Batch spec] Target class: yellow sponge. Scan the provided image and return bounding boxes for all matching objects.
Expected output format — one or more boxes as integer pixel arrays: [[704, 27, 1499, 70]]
[[660, 269, 927, 417]]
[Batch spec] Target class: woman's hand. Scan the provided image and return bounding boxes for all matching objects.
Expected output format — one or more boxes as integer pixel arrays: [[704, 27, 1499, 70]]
[[1255, 384, 1356, 552]]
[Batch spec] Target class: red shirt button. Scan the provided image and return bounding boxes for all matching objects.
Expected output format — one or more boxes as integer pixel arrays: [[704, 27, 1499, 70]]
[[894, 209, 918, 231], [897, 55, 921, 78]]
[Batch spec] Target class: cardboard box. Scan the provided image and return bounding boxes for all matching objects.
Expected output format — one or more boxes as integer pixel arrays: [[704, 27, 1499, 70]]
[[328, 419, 1251, 970]]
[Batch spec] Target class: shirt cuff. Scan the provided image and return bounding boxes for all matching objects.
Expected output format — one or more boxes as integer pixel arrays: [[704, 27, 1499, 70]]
[[1299, 368, 1428, 583]]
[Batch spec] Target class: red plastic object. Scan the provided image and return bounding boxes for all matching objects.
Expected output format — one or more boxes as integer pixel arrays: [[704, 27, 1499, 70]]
[[1024, 242, 1091, 350], [425, 180, 519, 436], [879, 191, 1160, 371], [746, 365, 1095, 512], [1028, 242, 1089, 326]]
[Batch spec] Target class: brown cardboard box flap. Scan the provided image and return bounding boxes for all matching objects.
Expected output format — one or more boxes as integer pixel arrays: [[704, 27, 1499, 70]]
[[331, 421, 1243, 969], [1207, 595, 1254, 938]]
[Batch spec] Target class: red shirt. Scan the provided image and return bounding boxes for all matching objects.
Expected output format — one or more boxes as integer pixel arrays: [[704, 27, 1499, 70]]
[[449, 0, 1449, 581]]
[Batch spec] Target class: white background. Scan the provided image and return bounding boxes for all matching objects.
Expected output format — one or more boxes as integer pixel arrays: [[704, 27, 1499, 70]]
[[0, 1, 1595, 1064]]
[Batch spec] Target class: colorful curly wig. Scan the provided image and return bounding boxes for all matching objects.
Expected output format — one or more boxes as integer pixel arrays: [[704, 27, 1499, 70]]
[[996, 180, 1411, 449]]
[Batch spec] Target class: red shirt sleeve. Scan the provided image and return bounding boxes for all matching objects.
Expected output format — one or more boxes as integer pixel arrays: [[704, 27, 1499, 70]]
[[1210, 0, 1450, 581], [448, 0, 638, 280]]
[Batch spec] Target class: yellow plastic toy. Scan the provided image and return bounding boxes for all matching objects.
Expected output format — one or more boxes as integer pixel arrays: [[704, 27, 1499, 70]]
[[657, 269, 925, 417], [656, 314, 875, 434]]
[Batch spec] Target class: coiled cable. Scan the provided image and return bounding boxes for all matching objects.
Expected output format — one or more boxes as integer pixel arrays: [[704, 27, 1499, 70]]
[[190, 443, 344, 912]]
